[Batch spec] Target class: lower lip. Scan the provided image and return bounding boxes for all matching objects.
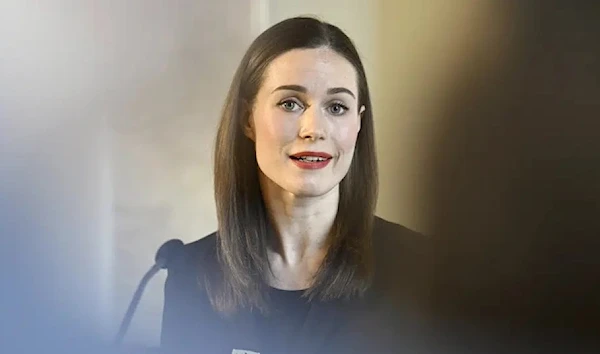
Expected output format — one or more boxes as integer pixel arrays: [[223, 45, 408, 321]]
[[290, 158, 332, 169]]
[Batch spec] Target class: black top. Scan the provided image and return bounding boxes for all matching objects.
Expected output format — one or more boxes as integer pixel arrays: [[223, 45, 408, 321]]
[[160, 216, 431, 354]]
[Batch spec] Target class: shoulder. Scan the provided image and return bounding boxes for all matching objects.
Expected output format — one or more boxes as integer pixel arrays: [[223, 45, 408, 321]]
[[183, 231, 218, 260], [161, 232, 223, 349], [372, 215, 431, 256], [371, 216, 433, 306], [167, 232, 218, 280], [163, 232, 218, 308]]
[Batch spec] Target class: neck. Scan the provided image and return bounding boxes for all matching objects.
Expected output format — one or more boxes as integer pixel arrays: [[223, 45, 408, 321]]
[[259, 172, 338, 267]]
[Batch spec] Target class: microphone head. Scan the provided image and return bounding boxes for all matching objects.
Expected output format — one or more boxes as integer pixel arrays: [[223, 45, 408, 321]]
[[155, 239, 185, 269]]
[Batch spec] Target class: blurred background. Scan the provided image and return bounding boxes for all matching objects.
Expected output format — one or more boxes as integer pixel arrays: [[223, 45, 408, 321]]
[[1, 0, 598, 352]]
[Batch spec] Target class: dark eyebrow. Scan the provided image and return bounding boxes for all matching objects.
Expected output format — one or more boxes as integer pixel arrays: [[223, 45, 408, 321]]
[[327, 87, 356, 99], [272, 85, 307, 94], [272, 85, 356, 99]]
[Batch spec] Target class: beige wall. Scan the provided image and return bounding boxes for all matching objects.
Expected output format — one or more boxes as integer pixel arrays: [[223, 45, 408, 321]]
[[373, 1, 509, 233]]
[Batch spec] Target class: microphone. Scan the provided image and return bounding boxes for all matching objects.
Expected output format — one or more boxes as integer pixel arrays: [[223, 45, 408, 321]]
[[113, 239, 185, 346]]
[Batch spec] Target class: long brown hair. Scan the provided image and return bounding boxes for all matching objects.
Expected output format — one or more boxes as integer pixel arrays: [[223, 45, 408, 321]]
[[210, 16, 378, 315]]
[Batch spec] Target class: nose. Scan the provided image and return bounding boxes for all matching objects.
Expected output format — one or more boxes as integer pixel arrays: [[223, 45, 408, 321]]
[[298, 106, 327, 141]]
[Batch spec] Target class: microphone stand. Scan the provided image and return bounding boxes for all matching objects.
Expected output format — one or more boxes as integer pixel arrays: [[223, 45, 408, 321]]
[[114, 262, 163, 346], [112, 239, 183, 352]]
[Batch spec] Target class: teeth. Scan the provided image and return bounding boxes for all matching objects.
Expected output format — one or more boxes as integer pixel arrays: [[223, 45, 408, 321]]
[[298, 156, 326, 162]]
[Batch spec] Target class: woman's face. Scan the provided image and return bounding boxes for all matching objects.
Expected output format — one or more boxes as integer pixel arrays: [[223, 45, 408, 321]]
[[247, 47, 364, 198]]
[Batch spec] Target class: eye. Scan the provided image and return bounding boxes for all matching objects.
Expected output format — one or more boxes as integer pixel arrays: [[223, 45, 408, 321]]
[[278, 99, 303, 112], [328, 102, 349, 116]]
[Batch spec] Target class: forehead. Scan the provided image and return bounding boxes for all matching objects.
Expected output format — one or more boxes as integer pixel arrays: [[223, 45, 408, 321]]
[[261, 47, 358, 93]]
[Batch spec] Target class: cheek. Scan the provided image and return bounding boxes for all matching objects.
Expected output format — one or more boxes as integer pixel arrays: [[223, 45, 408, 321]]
[[335, 120, 361, 152], [254, 111, 297, 147]]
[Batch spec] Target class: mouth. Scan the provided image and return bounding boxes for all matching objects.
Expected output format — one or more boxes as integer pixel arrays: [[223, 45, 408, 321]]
[[289, 151, 333, 162], [289, 151, 333, 169], [289, 156, 331, 162]]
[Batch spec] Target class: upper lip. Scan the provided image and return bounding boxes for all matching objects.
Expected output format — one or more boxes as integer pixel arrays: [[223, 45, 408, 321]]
[[290, 151, 332, 159]]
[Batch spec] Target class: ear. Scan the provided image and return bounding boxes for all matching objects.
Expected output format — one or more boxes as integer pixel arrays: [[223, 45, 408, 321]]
[[243, 101, 255, 141], [358, 105, 366, 132], [244, 116, 255, 142]]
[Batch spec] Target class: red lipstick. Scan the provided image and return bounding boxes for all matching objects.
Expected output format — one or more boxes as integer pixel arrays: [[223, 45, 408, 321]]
[[289, 151, 332, 170]]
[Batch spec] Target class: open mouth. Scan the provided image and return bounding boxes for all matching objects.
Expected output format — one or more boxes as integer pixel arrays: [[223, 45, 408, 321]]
[[289, 156, 331, 162], [289, 152, 333, 169]]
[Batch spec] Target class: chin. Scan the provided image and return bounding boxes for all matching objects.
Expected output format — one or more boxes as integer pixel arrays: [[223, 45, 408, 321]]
[[259, 168, 341, 199], [285, 181, 338, 199], [289, 189, 326, 198]]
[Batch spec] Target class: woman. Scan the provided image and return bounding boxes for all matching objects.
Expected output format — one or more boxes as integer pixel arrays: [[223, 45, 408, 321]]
[[161, 17, 430, 354]]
